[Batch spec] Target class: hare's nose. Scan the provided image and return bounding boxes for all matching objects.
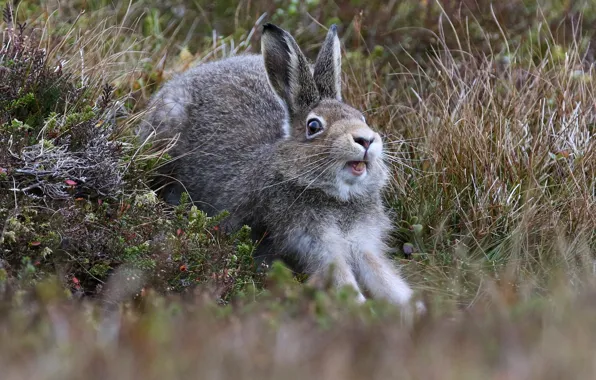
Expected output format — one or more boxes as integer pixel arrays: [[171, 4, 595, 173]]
[[353, 136, 375, 150]]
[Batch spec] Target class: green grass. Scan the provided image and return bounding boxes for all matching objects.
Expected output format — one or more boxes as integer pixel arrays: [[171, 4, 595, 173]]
[[1, 0, 595, 378]]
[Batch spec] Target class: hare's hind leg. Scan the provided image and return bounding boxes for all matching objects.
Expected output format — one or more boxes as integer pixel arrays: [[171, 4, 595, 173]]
[[161, 183, 184, 205]]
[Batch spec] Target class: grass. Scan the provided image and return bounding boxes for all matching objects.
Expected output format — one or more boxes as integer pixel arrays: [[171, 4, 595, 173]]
[[1, 0, 595, 378]]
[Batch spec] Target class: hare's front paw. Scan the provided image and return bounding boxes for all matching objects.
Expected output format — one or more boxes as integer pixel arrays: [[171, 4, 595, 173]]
[[307, 260, 366, 303], [415, 300, 426, 315], [354, 291, 367, 304]]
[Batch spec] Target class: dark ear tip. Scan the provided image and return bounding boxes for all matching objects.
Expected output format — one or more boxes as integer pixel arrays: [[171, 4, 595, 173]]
[[263, 23, 283, 35]]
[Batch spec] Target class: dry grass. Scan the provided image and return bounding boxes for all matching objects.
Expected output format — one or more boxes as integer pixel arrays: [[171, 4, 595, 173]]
[[390, 27, 596, 304], [1, 0, 596, 378]]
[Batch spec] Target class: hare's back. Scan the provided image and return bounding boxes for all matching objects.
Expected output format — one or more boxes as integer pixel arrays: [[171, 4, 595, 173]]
[[141, 54, 287, 210], [149, 54, 287, 148]]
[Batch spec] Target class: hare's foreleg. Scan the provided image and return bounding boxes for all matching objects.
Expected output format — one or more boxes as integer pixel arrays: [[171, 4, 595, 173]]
[[306, 255, 366, 303], [355, 249, 413, 306], [287, 229, 366, 302]]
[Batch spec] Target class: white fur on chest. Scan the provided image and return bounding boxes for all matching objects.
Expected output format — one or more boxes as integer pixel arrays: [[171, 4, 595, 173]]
[[351, 209, 392, 251], [343, 220, 388, 261], [287, 214, 390, 264]]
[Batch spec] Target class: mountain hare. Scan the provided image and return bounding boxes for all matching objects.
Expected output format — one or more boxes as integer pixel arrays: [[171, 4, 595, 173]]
[[142, 23, 419, 310]]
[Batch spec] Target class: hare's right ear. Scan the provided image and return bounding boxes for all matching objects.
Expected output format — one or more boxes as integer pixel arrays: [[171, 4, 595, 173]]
[[313, 25, 342, 101], [261, 24, 319, 118]]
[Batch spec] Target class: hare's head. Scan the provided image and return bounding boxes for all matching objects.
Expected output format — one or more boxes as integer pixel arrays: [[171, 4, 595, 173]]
[[262, 24, 388, 201]]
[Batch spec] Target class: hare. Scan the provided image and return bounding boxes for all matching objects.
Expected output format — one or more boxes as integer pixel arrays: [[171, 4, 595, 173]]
[[141, 23, 419, 310]]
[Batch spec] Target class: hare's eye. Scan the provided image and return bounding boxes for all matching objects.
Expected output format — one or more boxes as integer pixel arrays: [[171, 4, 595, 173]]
[[306, 118, 324, 137]]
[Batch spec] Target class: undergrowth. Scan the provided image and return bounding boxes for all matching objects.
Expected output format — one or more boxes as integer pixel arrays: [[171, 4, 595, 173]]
[[0, 2, 265, 303]]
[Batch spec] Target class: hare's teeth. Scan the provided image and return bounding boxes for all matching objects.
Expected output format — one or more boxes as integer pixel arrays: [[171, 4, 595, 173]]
[[348, 161, 367, 176]]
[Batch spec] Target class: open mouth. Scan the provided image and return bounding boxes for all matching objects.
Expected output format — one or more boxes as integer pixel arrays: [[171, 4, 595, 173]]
[[347, 161, 367, 176]]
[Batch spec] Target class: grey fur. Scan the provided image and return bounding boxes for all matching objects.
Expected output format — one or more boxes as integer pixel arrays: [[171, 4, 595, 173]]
[[140, 24, 418, 310]]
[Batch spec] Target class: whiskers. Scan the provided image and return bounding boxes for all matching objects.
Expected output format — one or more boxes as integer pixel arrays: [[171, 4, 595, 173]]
[[381, 136, 438, 175], [287, 159, 338, 209], [382, 153, 424, 173], [379, 138, 441, 194], [258, 153, 333, 191], [272, 151, 331, 165]]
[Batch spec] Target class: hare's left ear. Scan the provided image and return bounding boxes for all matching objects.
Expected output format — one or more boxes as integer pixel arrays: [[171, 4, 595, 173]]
[[313, 25, 342, 101], [261, 23, 320, 118]]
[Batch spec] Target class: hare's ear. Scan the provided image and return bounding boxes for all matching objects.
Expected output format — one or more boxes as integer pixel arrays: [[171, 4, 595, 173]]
[[261, 23, 319, 117], [313, 25, 342, 101]]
